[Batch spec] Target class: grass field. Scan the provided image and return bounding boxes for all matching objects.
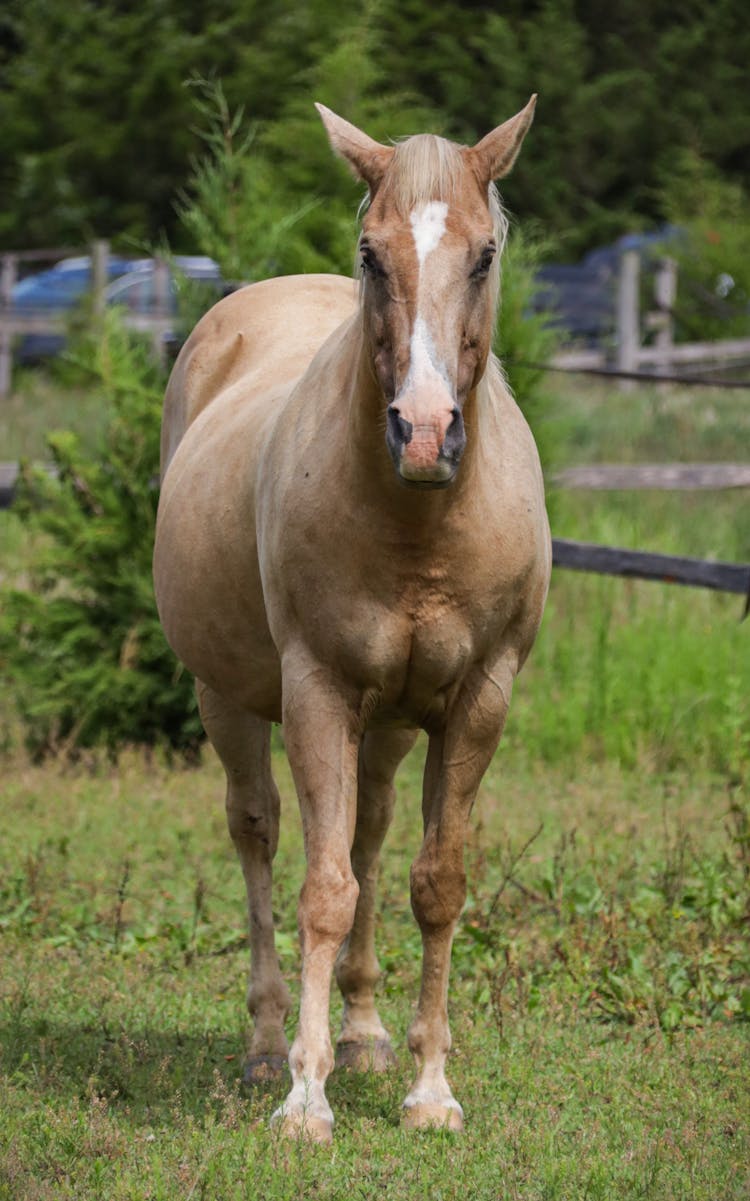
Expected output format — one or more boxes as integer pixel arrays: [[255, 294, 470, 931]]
[[2, 750, 748, 1199], [1, 369, 749, 1198]]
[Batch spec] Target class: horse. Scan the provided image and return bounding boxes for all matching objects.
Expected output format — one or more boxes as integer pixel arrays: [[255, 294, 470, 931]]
[[153, 96, 550, 1142]]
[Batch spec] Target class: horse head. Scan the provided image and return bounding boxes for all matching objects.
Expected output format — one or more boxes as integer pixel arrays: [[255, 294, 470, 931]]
[[317, 97, 536, 488]]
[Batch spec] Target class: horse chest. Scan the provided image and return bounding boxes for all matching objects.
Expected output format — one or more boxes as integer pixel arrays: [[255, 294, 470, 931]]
[[325, 570, 486, 722]]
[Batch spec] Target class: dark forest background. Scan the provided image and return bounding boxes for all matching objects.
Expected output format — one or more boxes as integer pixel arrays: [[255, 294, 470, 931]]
[[1, 0, 749, 262]]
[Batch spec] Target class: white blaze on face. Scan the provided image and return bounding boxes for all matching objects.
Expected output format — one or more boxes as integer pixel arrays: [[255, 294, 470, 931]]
[[405, 201, 450, 393], [409, 200, 449, 269]]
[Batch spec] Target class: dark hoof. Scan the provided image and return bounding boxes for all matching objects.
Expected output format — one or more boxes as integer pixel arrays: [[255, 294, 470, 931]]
[[335, 1039, 397, 1073], [243, 1054, 288, 1087]]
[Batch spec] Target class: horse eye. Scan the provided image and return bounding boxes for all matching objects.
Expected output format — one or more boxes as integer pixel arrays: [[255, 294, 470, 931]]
[[360, 246, 385, 278], [471, 246, 496, 279]]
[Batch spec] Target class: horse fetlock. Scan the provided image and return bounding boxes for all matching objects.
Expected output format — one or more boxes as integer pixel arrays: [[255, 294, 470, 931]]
[[248, 976, 292, 1026], [335, 1037, 396, 1073], [288, 1035, 336, 1089], [406, 1015, 451, 1062]]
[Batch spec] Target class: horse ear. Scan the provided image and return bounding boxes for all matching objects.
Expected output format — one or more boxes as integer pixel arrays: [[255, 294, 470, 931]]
[[315, 103, 393, 192], [469, 95, 537, 183]]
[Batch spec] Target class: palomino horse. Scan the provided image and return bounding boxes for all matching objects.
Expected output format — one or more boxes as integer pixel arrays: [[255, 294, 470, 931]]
[[153, 97, 550, 1141]]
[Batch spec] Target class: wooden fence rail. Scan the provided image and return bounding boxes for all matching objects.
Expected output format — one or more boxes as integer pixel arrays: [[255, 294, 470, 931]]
[[553, 463, 750, 490], [552, 538, 750, 607]]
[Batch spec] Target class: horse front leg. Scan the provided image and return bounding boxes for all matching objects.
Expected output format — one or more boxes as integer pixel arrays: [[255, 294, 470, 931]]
[[403, 658, 515, 1131], [335, 727, 418, 1071], [272, 656, 360, 1143]]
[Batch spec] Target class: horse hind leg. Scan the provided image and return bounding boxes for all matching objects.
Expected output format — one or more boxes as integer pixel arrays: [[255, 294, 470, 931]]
[[334, 727, 417, 1072], [197, 681, 292, 1085]]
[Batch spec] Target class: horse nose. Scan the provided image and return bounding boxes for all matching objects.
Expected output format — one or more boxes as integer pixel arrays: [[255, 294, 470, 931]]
[[385, 400, 464, 486]]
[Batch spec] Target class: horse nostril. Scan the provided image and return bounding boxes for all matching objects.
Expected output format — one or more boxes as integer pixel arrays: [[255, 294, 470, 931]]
[[442, 406, 466, 463], [387, 405, 413, 446]]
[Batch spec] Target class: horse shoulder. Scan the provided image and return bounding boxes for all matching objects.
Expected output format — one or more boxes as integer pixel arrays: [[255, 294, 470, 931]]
[[160, 274, 358, 476]]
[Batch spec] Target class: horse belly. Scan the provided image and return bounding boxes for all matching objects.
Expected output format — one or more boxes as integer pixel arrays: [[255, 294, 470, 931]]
[[154, 405, 283, 721]]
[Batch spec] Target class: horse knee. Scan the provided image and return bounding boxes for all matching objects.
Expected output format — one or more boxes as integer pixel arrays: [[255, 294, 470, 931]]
[[225, 785, 278, 851], [300, 864, 359, 946], [410, 853, 466, 930]]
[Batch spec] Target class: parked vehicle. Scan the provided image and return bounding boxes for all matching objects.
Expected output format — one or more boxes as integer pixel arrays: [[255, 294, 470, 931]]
[[10, 254, 224, 361], [11, 254, 146, 360], [103, 256, 223, 316], [531, 226, 682, 344]]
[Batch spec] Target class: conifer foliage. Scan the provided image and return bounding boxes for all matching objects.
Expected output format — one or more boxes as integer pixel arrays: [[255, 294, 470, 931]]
[[1, 317, 202, 760]]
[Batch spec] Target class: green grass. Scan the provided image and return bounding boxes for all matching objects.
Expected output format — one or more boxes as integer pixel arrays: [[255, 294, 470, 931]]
[[1, 750, 748, 1199], [546, 375, 750, 469], [1, 368, 109, 462]]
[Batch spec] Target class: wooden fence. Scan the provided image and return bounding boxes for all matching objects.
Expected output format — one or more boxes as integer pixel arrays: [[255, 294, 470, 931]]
[[552, 249, 750, 380]]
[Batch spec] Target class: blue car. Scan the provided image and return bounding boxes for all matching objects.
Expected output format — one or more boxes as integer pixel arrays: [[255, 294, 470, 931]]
[[11, 254, 224, 361], [530, 225, 683, 345], [102, 256, 224, 315], [11, 254, 148, 360]]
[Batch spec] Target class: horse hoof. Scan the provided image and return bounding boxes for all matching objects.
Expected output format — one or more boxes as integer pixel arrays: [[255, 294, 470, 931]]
[[243, 1054, 288, 1087], [335, 1038, 397, 1073], [402, 1101, 464, 1132], [271, 1110, 333, 1144]]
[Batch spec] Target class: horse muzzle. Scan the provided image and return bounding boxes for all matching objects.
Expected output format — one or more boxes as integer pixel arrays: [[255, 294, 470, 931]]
[[386, 403, 466, 489]]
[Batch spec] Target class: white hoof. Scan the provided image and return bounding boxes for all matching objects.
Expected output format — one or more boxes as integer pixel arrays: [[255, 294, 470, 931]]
[[271, 1107, 334, 1144], [402, 1097, 464, 1132]]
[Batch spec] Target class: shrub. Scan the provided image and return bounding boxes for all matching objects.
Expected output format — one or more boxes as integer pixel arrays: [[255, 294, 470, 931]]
[[0, 314, 202, 760], [658, 151, 750, 342]]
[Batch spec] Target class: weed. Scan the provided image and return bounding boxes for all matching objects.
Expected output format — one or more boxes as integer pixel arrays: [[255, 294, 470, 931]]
[[459, 795, 750, 1035]]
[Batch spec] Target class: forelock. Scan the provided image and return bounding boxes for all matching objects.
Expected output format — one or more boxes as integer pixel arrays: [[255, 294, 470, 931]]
[[388, 135, 464, 212], [384, 135, 508, 253]]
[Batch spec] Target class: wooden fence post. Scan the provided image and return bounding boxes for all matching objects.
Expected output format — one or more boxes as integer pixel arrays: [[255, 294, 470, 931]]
[[615, 249, 640, 387], [0, 253, 18, 400], [653, 257, 677, 376], [152, 257, 170, 368], [91, 239, 110, 318]]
